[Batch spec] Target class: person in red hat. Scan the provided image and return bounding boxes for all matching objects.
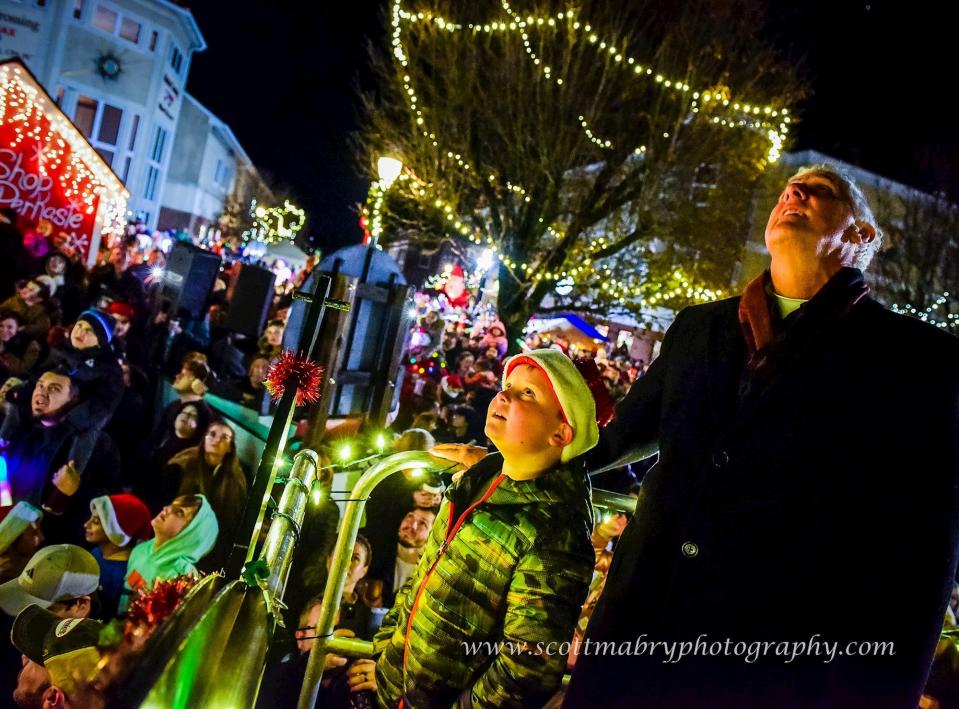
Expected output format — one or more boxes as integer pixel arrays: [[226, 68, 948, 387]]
[[105, 300, 145, 367], [83, 494, 151, 619]]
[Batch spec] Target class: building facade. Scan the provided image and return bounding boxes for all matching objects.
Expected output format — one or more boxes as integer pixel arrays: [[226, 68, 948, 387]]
[[0, 0, 262, 234], [158, 92, 270, 234]]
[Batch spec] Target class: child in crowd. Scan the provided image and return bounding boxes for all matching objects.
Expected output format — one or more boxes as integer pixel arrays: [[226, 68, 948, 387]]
[[361, 349, 601, 706], [44, 308, 124, 471], [0, 502, 43, 582], [120, 494, 218, 613], [85, 494, 153, 619]]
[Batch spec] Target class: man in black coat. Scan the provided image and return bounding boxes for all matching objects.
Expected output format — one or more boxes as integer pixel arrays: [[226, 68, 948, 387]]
[[559, 165, 959, 708]]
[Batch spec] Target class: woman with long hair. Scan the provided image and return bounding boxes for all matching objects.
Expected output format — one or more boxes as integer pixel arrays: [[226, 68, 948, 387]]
[[163, 421, 248, 571]]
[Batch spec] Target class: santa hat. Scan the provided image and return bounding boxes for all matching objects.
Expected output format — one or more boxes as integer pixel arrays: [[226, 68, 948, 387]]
[[106, 301, 136, 320], [503, 349, 616, 463], [77, 309, 116, 347], [0, 502, 42, 554], [449, 265, 465, 279], [90, 494, 152, 547], [440, 374, 464, 398]]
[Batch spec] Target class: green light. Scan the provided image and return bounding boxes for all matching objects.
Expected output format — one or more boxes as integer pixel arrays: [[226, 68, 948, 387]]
[[409, 466, 424, 478], [375, 433, 387, 450], [312, 483, 323, 505], [338, 443, 352, 462]]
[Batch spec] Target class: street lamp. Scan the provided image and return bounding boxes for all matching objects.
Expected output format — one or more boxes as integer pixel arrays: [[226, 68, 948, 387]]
[[376, 156, 403, 189], [369, 155, 404, 251]]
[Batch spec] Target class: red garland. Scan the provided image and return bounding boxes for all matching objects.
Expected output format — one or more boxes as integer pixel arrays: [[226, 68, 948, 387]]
[[264, 350, 325, 406], [125, 575, 199, 638]]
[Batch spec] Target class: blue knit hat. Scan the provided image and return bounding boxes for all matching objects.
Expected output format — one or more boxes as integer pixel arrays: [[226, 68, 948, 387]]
[[77, 309, 116, 347]]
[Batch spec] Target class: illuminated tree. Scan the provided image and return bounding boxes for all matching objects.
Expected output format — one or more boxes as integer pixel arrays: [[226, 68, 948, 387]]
[[872, 188, 959, 330], [360, 0, 804, 346]]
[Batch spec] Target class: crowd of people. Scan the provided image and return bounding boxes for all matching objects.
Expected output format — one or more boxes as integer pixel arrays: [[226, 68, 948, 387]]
[[0, 206, 651, 707]]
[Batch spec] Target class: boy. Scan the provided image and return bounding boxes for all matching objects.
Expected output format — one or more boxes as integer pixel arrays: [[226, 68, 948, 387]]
[[120, 493, 218, 612], [361, 349, 601, 707]]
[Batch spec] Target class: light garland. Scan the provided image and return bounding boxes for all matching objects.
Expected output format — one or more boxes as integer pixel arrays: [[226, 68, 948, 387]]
[[891, 292, 957, 330], [392, 0, 789, 164], [252, 199, 306, 244], [0, 62, 128, 257]]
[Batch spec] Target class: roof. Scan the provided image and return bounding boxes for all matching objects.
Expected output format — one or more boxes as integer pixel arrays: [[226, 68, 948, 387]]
[[0, 58, 127, 198], [155, 0, 206, 51], [183, 93, 252, 166]]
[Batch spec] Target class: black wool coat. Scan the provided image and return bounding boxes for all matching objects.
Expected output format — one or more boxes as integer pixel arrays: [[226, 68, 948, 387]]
[[566, 294, 959, 709]]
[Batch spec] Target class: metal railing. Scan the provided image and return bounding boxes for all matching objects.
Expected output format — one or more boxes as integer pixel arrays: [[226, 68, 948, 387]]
[[295, 451, 640, 708], [297, 451, 447, 708]]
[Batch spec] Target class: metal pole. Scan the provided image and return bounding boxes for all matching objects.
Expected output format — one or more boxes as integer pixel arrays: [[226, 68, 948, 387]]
[[297, 451, 447, 709], [259, 449, 321, 601], [226, 274, 335, 578], [590, 488, 638, 517]]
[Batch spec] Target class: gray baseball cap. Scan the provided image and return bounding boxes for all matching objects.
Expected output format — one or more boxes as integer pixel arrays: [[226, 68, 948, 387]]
[[0, 544, 100, 617]]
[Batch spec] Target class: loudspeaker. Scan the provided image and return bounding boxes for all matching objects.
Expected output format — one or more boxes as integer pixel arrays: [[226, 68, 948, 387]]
[[158, 243, 222, 319], [224, 264, 276, 337]]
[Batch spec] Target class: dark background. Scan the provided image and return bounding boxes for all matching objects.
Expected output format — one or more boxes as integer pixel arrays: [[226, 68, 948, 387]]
[[186, 0, 955, 253]]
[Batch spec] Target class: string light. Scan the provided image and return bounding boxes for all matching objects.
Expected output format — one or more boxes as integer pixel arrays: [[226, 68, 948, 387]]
[[392, 0, 789, 163], [890, 292, 956, 329], [252, 199, 306, 244], [0, 63, 128, 250]]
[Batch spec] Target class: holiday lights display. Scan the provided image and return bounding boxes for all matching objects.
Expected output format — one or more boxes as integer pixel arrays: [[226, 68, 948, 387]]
[[0, 61, 128, 261], [891, 292, 957, 330], [253, 199, 306, 244], [365, 3, 775, 315]]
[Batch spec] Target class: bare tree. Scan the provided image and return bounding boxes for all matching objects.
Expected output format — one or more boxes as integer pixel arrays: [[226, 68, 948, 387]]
[[872, 188, 959, 322], [360, 0, 805, 346]]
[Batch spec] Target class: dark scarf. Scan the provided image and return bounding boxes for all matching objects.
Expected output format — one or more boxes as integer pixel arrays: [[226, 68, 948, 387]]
[[737, 267, 869, 392]]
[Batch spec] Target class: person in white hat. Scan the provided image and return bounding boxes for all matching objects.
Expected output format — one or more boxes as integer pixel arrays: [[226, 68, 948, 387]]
[[0, 545, 100, 620], [357, 349, 611, 706], [0, 502, 43, 582]]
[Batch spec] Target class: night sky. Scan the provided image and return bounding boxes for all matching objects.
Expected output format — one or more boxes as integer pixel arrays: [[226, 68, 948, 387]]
[[186, 0, 955, 254]]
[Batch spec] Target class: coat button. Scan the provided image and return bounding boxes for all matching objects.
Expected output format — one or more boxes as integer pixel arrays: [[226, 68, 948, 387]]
[[681, 542, 699, 558], [712, 450, 730, 468]]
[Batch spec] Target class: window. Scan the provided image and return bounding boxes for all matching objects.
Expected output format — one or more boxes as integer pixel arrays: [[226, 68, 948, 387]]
[[150, 126, 167, 163], [93, 5, 116, 33], [73, 96, 126, 169], [93, 4, 143, 46], [214, 159, 232, 190], [149, 30, 158, 51], [142, 125, 168, 201], [73, 0, 83, 19], [143, 166, 160, 201], [169, 45, 183, 75], [119, 16, 140, 43], [54, 87, 65, 107], [74, 96, 97, 137]]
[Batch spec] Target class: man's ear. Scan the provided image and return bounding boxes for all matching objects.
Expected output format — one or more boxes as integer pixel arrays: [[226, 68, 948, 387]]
[[41, 686, 66, 708], [845, 221, 876, 245], [550, 421, 574, 449]]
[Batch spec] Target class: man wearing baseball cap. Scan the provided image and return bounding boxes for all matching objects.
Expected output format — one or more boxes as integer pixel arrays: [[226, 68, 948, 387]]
[[11, 605, 103, 708], [0, 545, 99, 703], [0, 545, 100, 620], [0, 503, 43, 583]]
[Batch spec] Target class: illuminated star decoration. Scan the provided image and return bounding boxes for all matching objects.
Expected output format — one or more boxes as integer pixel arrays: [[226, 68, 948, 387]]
[[253, 200, 306, 244]]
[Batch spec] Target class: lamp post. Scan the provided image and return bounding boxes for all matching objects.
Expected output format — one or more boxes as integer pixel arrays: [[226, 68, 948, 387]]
[[367, 155, 403, 251]]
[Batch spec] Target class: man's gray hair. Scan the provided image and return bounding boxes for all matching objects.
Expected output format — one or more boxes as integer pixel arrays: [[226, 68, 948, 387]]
[[790, 163, 884, 270]]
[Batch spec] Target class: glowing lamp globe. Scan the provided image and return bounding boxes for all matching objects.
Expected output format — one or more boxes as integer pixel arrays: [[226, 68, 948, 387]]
[[377, 156, 403, 188]]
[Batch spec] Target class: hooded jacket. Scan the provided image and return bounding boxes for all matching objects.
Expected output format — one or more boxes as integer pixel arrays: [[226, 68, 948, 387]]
[[120, 494, 218, 611], [373, 453, 594, 708]]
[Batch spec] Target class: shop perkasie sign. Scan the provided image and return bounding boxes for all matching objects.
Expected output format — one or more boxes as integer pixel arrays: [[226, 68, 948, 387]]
[[0, 127, 99, 260]]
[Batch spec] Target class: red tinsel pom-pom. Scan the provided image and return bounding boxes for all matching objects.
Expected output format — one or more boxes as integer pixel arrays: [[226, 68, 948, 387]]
[[264, 350, 325, 406], [125, 575, 199, 638], [573, 358, 617, 428]]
